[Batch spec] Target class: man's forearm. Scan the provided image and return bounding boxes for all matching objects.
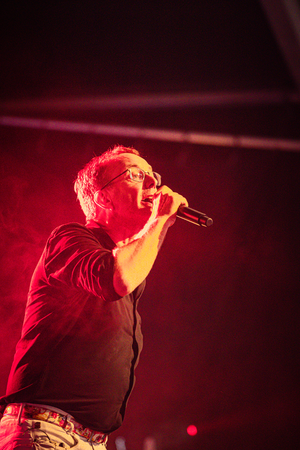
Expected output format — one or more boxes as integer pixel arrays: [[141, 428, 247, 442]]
[[112, 217, 170, 297]]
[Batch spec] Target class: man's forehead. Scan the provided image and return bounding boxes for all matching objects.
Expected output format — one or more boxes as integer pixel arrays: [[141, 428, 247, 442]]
[[113, 153, 152, 171]]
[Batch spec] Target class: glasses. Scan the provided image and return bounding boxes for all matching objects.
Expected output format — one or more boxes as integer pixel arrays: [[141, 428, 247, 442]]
[[100, 167, 162, 190]]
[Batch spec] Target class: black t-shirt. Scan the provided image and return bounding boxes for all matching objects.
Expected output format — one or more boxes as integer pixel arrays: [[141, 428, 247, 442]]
[[1, 222, 145, 433]]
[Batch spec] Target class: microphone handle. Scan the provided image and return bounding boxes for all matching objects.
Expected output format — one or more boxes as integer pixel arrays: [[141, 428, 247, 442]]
[[177, 206, 213, 227]]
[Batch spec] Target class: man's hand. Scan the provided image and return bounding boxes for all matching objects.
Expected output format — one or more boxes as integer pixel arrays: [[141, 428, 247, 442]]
[[153, 185, 188, 226]]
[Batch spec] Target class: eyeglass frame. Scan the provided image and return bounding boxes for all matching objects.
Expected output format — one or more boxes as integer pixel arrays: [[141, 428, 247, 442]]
[[100, 167, 162, 191]]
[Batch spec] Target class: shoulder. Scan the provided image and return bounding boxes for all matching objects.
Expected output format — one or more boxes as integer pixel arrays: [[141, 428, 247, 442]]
[[47, 222, 114, 251], [50, 222, 91, 236], [47, 223, 100, 249]]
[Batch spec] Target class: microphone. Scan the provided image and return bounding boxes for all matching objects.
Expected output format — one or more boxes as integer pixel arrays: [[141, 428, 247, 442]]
[[177, 205, 213, 227]]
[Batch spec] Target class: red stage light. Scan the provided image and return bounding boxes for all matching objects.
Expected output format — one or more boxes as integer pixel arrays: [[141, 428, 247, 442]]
[[187, 424, 198, 436]]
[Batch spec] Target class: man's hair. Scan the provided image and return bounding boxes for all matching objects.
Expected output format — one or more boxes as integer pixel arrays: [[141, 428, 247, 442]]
[[74, 145, 140, 220]]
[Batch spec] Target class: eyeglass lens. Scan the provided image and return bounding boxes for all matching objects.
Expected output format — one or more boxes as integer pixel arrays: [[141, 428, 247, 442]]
[[130, 168, 161, 187]]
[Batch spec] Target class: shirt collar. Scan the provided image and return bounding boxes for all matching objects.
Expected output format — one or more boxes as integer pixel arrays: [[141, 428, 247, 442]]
[[85, 219, 116, 249]]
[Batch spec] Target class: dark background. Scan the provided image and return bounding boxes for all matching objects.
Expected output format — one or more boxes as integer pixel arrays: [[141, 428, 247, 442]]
[[1, 1, 299, 449]]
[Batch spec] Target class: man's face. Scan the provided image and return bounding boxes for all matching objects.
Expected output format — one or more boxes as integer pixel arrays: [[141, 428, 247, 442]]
[[104, 153, 159, 226]]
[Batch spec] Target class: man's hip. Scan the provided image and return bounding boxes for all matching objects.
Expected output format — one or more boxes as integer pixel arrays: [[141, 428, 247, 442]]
[[0, 403, 108, 450]]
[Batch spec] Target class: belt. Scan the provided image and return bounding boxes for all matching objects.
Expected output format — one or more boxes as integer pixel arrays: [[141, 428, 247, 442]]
[[3, 404, 109, 445]]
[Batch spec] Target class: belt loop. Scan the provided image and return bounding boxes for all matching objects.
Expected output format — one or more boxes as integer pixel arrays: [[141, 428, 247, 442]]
[[64, 414, 74, 433], [17, 404, 25, 426]]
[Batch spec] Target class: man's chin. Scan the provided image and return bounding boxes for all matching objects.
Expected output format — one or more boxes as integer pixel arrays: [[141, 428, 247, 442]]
[[135, 208, 155, 228]]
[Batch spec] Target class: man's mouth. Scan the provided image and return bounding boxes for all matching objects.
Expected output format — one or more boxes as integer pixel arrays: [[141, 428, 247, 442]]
[[142, 196, 153, 204]]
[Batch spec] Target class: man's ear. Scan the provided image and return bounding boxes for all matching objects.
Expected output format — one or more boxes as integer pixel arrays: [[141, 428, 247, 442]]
[[94, 190, 112, 210]]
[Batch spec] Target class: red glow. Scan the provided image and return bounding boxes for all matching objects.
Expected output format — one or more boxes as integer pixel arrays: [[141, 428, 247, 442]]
[[187, 425, 198, 436]]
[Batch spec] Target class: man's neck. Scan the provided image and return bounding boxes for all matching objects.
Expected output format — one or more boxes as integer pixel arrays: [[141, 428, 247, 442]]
[[91, 216, 147, 248]]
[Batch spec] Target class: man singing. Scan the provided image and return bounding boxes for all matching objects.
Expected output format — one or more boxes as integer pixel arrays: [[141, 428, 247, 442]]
[[0, 145, 187, 449]]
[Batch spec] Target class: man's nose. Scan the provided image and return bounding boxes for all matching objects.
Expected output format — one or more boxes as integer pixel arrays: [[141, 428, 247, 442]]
[[144, 173, 156, 189]]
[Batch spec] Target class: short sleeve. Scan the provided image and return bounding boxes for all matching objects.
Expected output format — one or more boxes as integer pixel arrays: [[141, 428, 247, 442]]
[[44, 223, 121, 301]]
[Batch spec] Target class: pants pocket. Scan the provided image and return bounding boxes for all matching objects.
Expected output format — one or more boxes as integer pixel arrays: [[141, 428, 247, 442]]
[[0, 420, 34, 450], [28, 422, 79, 450]]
